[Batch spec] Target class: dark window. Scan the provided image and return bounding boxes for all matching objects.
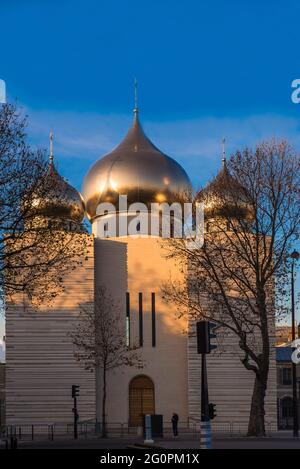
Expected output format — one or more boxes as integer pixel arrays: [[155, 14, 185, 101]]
[[281, 367, 292, 385], [282, 397, 293, 418], [151, 292, 156, 347], [139, 292, 143, 347]]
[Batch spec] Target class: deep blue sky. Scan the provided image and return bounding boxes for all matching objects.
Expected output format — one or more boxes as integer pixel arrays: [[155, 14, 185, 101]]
[[2, 0, 300, 189], [2, 0, 300, 117], [0, 0, 300, 333]]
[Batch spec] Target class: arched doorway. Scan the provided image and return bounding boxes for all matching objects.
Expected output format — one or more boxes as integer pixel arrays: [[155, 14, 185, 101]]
[[129, 375, 155, 426]]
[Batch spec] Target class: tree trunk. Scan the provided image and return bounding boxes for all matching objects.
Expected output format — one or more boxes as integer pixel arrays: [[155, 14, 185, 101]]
[[247, 373, 267, 436], [95, 364, 102, 434], [101, 367, 107, 438]]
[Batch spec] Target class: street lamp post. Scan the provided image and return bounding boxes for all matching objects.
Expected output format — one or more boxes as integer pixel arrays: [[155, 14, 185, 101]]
[[291, 249, 299, 438]]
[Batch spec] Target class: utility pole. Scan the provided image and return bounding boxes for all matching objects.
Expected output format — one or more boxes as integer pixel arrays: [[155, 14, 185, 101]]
[[291, 250, 299, 438], [200, 352, 211, 448], [196, 321, 217, 449]]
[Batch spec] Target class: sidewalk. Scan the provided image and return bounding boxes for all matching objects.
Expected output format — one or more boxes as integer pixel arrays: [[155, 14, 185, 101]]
[[154, 434, 300, 449], [6, 433, 300, 450]]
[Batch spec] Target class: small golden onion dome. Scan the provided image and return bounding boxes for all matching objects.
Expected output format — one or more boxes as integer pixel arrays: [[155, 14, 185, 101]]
[[31, 161, 85, 224], [82, 110, 191, 222], [198, 159, 251, 220]]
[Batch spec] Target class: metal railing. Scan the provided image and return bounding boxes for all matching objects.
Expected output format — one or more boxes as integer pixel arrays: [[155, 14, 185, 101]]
[[0, 420, 275, 442]]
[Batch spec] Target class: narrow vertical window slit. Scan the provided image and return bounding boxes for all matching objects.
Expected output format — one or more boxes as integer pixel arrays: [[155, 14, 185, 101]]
[[151, 292, 156, 347], [139, 292, 143, 347], [126, 292, 130, 347]]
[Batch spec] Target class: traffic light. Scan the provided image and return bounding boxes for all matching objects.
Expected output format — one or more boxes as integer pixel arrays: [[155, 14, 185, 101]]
[[209, 403, 217, 420], [197, 321, 210, 354], [72, 384, 80, 398], [196, 321, 218, 354]]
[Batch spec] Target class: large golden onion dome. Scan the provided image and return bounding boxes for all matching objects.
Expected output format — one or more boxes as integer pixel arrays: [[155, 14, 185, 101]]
[[31, 135, 85, 224], [82, 110, 191, 222], [198, 157, 251, 220]]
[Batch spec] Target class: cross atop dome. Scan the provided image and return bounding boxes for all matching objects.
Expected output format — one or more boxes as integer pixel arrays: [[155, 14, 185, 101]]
[[50, 129, 54, 164], [134, 78, 138, 114], [221, 137, 226, 166]]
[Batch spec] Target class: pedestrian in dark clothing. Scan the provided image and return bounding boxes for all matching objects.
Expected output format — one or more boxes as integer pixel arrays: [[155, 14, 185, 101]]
[[171, 413, 179, 437]]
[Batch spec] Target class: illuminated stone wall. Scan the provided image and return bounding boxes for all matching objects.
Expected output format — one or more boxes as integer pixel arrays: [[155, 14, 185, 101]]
[[5, 234, 95, 425]]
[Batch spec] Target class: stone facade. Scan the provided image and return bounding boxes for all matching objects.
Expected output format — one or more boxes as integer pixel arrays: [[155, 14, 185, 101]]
[[5, 233, 278, 431], [94, 236, 189, 426], [5, 234, 95, 425]]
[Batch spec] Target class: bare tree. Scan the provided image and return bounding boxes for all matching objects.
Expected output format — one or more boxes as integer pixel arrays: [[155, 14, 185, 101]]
[[0, 103, 88, 307], [70, 286, 143, 437], [162, 140, 300, 436]]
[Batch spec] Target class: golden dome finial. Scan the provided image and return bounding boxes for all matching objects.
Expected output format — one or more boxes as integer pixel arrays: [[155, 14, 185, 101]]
[[49, 129, 54, 164], [82, 100, 191, 222], [133, 78, 138, 114]]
